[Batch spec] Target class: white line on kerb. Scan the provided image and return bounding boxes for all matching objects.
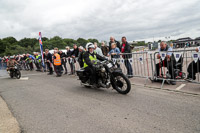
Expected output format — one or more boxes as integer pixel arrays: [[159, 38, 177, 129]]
[[176, 84, 186, 90]]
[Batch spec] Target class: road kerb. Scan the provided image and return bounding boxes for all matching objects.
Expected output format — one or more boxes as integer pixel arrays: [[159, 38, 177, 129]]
[[0, 96, 21, 133]]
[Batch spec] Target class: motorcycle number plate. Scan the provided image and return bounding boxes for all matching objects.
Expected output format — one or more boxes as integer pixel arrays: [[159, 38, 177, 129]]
[[107, 63, 113, 68]]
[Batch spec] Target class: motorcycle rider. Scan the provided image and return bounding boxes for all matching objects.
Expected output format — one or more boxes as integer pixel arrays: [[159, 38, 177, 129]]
[[6, 56, 19, 73], [83, 43, 106, 85]]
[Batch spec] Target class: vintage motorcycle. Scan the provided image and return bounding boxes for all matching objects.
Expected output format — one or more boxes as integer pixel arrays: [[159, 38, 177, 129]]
[[8, 65, 21, 79], [76, 60, 131, 94]]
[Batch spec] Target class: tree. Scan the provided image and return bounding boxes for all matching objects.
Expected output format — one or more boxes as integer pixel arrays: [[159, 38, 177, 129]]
[[77, 38, 88, 47], [2, 37, 17, 44], [48, 36, 66, 49], [63, 38, 77, 48], [0, 36, 100, 56], [0, 39, 5, 56], [42, 37, 49, 42], [88, 38, 99, 44], [18, 38, 37, 51]]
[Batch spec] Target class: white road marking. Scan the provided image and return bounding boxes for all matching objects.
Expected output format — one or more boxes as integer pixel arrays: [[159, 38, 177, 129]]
[[176, 84, 186, 90], [22, 73, 43, 76], [19, 77, 29, 80]]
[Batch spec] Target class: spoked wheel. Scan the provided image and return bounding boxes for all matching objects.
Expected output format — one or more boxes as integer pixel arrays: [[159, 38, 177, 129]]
[[111, 72, 131, 94], [15, 70, 21, 79]]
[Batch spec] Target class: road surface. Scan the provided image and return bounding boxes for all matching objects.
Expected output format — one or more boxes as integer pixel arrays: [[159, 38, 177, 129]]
[[0, 71, 200, 133]]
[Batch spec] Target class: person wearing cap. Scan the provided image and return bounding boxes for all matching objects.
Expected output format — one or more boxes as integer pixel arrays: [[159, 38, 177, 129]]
[[83, 42, 106, 85]]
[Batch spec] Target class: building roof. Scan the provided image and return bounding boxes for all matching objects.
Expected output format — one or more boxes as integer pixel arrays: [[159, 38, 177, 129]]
[[195, 37, 200, 40]]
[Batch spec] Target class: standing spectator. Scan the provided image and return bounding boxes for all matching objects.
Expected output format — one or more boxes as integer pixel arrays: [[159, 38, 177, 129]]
[[121, 36, 133, 78], [71, 44, 79, 58], [35, 52, 42, 71], [94, 42, 103, 57], [59, 50, 67, 74], [26, 53, 35, 71], [101, 42, 109, 56], [22, 54, 29, 70], [108, 43, 120, 59], [109, 36, 121, 51], [108, 43, 121, 68], [66, 46, 74, 75], [78, 46, 85, 68], [2, 56, 8, 69], [45, 49, 53, 75], [53, 49, 62, 77], [70, 44, 79, 74]]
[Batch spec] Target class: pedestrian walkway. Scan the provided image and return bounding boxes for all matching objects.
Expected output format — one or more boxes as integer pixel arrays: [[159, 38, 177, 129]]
[[130, 77, 200, 95]]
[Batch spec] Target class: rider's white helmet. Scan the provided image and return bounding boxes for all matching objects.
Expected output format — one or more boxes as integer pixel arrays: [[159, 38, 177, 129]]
[[86, 42, 95, 51]]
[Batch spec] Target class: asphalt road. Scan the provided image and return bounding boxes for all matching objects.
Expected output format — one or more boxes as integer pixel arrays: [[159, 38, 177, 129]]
[[0, 71, 200, 133]]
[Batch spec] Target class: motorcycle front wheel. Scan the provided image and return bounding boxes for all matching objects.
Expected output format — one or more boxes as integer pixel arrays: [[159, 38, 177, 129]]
[[15, 70, 21, 79], [111, 72, 131, 94]]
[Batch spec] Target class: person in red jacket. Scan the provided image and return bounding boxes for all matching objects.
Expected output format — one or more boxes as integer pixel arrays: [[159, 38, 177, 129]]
[[121, 36, 133, 78]]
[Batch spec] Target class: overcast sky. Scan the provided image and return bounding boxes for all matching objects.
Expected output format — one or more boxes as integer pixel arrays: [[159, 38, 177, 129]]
[[0, 0, 200, 42]]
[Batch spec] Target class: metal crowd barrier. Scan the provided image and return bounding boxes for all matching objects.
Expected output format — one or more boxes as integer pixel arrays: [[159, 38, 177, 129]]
[[117, 52, 154, 85], [119, 49, 200, 88]]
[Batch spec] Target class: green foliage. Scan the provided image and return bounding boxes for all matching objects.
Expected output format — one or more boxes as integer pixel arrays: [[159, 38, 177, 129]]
[[2, 37, 17, 44], [18, 38, 37, 50], [0, 36, 100, 56], [77, 38, 88, 47], [133, 41, 148, 46], [63, 38, 76, 48], [88, 38, 99, 44]]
